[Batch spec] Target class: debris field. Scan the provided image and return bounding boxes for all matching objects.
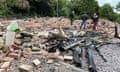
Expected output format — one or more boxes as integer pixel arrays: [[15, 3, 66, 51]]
[[0, 17, 120, 72]]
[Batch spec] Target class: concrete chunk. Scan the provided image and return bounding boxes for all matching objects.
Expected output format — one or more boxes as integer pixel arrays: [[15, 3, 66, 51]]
[[32, 59, 41, 66]]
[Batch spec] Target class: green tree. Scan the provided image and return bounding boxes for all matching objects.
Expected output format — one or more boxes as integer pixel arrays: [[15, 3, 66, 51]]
[[79, 0, 99, 17], [58, 0, 71, 17], [99, 4, 116, 21], [28, 0, 55, 16]]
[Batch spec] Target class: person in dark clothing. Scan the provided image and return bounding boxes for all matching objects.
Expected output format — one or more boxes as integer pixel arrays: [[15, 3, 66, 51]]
[[69, 11, 74, 25], [91, 13, 99, 30], [80, 12, 88, 30]]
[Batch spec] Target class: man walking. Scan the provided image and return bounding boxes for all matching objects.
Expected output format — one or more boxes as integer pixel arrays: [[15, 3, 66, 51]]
[[80, 12, 88, 30]]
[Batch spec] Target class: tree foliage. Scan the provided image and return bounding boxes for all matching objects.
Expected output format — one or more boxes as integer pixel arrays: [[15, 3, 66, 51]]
[[0, 0, 119, 23], [79, 0, 99, 17], [99, 4, 116, 21]]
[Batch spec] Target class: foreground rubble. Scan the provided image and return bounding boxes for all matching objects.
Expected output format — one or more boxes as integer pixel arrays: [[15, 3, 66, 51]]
[[0, 17, 120, 72]]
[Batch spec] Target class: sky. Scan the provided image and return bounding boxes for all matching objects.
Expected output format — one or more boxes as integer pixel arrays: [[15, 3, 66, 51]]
[[98, 0, 120, 13], [98, 0, 120, 7]]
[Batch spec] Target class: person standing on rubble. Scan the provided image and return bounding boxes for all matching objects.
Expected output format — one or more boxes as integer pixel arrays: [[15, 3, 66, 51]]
[[80, 12, 88, 30], [69, 11, 75, 25], [91, 13, 99, 30]]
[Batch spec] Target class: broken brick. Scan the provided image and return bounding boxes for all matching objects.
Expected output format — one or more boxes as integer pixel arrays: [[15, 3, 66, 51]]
[[11, 44, 22, 50], [2, 57, 14, 62], [0, 69, 5, 72], [32, 59, 41, 66], [55, 49, 60, 56], [1, 61, 11, 69], [14, 39, 22, 45], [64, 56, 73, 60], [47, 53, 58, 59], [47, 59, 54, 64], [19, 64, 33, 72], [0, 54, 4, 60], [15, 34, 22, 38], [19, 57, 25, 63], [23, 48, 32, 58], [8, 52, 20, 59], [57, 56, 64, 60]]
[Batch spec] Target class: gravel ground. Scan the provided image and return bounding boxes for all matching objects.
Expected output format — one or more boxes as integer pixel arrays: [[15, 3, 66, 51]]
[[10, 56, 87, 72], [93, 42, 120, 72]]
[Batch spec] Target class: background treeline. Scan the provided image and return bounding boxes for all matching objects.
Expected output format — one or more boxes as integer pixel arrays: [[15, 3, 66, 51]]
[[0, 0, 120, 23]]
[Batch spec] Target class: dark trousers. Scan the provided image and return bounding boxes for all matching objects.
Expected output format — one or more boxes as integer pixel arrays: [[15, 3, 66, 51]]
[[80, 20, 87, 30], [70, 18, 73, 25], [93, 22, 98, 30]]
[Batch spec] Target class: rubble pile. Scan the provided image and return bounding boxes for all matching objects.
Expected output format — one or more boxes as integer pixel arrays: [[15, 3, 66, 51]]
[[0, 17, 119, 72]]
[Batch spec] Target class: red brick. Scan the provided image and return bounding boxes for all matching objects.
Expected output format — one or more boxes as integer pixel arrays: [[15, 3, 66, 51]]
[[2, 57, 14, 62], [11, 44, 21, 50], [8, 52, 20, 59]]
